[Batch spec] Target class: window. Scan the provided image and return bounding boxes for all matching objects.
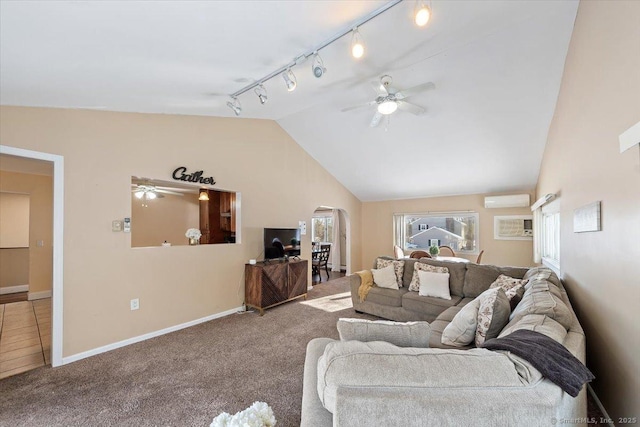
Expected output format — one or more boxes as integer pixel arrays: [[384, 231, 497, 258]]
[[540, 199, 560, 272], [393, 212, 479, 254], [312, 216, 333, 243]]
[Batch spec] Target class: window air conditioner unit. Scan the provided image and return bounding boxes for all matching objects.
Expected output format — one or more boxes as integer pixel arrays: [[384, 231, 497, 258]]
[[494, 215, 533, 240], [484, 194, 530, 209]]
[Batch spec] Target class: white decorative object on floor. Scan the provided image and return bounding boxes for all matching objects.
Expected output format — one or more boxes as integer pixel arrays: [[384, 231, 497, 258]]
[[210, 401, 276, 427]]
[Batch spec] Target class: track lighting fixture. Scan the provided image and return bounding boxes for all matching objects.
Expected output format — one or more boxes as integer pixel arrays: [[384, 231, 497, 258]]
[[282, 69, 297, 92], [226, 97, 242, 116], [414, 1, 431, 27], [311, 53, 326, 78], [254, 84, 268, 104], [351, 28, 364, 59]]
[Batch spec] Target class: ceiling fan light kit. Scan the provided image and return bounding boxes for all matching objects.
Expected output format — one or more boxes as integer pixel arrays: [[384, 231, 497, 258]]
[[225, 0, 432, 116]]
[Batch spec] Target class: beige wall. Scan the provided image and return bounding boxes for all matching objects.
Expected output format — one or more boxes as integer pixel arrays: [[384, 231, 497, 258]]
[[362, 192, 535, 268], [536, 0, 640, 419], [0, 248, 29, 289], [0, 171, 53, 294], [0, 106, 362, 357], [0, 192, 30, 248], [131, 192, 200, 247]]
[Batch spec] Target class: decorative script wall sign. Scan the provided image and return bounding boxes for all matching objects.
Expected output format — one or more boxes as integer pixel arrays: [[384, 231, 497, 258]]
[[172, 167, 216, 185]]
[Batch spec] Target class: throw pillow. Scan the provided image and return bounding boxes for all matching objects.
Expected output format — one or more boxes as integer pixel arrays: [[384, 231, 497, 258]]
[[417, 270, 451, 300], [509, 285, 526, 311], [371, 264, 399, 289], [475, 287, 510, 347], [376, 258, 405, 288], [337, 318, 431, 348], [408, 262, 449, 291], [441, 297, 482, 346], [489, 274, 529, 300]]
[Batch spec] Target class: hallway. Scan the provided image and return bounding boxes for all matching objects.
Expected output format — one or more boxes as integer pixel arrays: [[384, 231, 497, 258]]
[[0, 298, 51, 379]]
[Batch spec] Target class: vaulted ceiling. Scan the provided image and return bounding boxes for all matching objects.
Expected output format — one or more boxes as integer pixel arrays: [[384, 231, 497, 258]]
[[0, 0, 579, 201]]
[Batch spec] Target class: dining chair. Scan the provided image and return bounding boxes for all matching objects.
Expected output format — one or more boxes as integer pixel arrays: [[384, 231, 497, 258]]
[[312, 244, 331, 282], [409, 250, 431, 259], [475, 250, 485, 264], [393, 245, 405, 259], [438, 246, 456, 257]]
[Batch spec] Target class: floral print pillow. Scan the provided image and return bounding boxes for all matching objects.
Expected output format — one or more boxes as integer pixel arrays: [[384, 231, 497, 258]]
[[376, 258, 405, 288], [489, 274, 529, 300], [408, 262, 449, 292]]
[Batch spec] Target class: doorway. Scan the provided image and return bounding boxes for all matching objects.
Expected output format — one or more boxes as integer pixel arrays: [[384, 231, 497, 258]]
[[311, 206, 351, 284], [0, 145, 64, 368]]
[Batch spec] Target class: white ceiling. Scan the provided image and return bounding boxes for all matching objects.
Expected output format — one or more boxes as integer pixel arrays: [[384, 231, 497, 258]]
[[0, 1, 578, 201]]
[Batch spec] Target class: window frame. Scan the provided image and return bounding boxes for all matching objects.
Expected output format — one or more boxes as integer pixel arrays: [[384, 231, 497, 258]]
[[311, 214, 334, 244], [393, 212, 480, 255], [540, 199, 561, 274]]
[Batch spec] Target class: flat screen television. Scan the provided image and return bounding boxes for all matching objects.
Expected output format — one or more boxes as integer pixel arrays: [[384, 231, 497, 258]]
[[264, 228, 301, 259]]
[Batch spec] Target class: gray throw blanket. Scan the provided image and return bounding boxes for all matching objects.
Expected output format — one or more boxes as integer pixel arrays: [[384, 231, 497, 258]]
[[481, 329, 594, 397]]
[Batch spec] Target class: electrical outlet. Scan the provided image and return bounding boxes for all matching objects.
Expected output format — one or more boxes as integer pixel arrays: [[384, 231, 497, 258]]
[[130, 298, 139, 311]]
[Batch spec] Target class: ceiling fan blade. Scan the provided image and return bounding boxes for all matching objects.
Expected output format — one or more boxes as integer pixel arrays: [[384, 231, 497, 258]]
[[371, 81, 388, 96], [370, 111, 383, 128], [155, 188, 184, 196], [397, 101, 426, 115], [341, 100, 377, 112], [395, 82, 435, 100]]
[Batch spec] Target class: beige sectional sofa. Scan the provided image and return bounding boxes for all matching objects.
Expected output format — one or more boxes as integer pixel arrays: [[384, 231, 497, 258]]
[[301, 257, 589, 426]]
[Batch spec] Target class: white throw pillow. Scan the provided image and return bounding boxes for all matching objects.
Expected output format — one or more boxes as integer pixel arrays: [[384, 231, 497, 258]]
[[441, 297, 482, 347], [371, 264, 399, 289], [417, 270, 451, 300]]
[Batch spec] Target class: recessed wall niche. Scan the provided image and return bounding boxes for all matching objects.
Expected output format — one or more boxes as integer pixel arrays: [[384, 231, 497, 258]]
[[130, 177, 237, 248]]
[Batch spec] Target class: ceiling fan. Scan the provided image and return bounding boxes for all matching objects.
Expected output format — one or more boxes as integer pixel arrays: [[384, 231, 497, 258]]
[[131, 184, 185, 200], [342, 75, 435, 127]]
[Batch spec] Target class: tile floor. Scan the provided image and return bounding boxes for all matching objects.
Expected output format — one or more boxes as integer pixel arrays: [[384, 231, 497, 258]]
[[0, 298, 51, 379]]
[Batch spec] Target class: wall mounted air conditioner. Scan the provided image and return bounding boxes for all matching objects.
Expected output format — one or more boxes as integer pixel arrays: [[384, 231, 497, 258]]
[[494, 215, 533, 240], [484, 194, 530, 209]]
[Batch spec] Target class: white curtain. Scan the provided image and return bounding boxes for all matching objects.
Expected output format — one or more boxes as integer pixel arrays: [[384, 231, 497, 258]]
[[331, 209, 341, 272]]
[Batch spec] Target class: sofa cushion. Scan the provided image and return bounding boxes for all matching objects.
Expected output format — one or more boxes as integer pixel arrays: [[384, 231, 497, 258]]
[[402, 292, 461, 317], [499, 314, 568, 344], [509, 289, 574, 329], [337, 318, 430, 348], [475, 288, 510, 346], [316, 340, 524, 414], [408, 262, 449, 292], [372, 264, 399, 289], [523, 266, 562, 288], [364, 287, 408, 307], [462, 264, 528, 298], [441, 297, 482, 347], [418, 271, 451, 300], [375, 258, 405, 288], [411, 258, 467, 296]]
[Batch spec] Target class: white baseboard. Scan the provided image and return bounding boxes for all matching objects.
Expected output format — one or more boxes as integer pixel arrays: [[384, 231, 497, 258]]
[[587, 384, 614, 426], [61, 306, 242, 365], [28, 290, 52, 300], [0, 284, 29, 295]]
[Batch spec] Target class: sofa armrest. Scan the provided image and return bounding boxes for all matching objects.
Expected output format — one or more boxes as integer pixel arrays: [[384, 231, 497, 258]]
[[333, 381, 587, 427], [337, 318, 430, 348]]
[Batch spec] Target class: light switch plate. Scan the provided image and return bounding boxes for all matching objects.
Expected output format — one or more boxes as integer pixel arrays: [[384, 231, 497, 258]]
[[123, 218, 131, 233], [299, 221, 307, 235], [112, 220, 123, 232]]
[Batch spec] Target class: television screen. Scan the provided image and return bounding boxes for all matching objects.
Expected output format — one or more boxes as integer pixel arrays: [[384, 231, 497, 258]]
[[264, 228, 301, 259]]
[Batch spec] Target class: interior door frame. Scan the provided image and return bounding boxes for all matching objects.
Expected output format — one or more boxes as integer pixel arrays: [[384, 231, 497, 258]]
[[0, 145, 64, 367]]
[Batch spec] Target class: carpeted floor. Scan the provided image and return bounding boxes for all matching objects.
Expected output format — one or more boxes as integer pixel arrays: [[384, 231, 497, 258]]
[[0, 277, 374, 426], [0, 276, 605, 426]]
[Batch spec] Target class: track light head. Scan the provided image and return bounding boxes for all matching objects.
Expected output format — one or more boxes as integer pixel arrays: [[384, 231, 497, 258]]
[[283, 69, 297, 92], [254, 84, 268, 104], [351, 28, 364, 59], [311, 53, 326, 78], [226, 97, 242, 116], [414, 1, 431, 27]]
